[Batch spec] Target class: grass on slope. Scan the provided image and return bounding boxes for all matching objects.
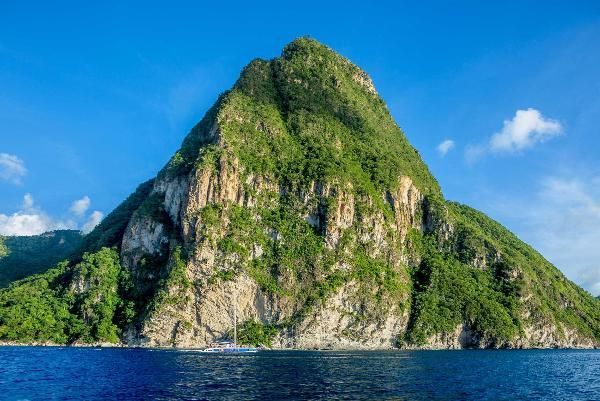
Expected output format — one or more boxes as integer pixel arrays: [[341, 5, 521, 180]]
[[213, 38, 441, 204]]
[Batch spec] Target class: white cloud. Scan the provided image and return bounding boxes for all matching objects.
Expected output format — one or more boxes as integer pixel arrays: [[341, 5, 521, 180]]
[[491, 174, 600, 296], [0, 153, 26, 185], [465, 108, 563, 162], [70, 196, 91, 217], [82, 211, 104, 234], [0, 194, 104, 236], [0, 194, 75, 236], [437, 139, 455, 156], [22, 193, 34, 209], [464, 145, 486, 164], [490, 108, 563, 152], [0, 213, 71, 236], [0, 212, 48, 236]]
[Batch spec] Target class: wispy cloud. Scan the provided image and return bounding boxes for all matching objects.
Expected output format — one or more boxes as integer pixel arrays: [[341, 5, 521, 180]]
[[163, 67, 222, 130], [464, 144, 486, 164], [0, 153, 26, 185], [82, 210, 103, 234], [437, 139, 455, 156], [70, 196, 91, 217], [491, 174, 600, 296], [22, 193, 34, 209], [466, 108, 563, 162]]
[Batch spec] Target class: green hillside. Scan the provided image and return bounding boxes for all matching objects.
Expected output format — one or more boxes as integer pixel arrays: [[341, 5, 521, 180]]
[[0, 230, 82, 288]]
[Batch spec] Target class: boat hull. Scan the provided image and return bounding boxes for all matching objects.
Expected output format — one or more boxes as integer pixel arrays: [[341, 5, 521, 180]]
[[199, 347, 258, 353]]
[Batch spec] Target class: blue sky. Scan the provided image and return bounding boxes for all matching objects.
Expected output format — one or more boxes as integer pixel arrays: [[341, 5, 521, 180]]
[[1, 1, 599, 294]]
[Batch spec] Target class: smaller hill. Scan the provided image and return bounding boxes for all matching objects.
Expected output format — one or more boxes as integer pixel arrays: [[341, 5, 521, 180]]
[[0, 230, 83, 287]]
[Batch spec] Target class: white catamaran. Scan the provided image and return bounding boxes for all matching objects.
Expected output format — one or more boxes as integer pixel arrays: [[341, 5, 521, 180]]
[[200, 289, 258, 353]]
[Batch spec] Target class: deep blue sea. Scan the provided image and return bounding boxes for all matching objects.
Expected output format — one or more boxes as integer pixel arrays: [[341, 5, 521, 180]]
[[1, 347, 599, 400]]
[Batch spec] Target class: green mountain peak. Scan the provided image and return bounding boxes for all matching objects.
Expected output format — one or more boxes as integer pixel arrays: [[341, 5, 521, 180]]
[[170, 37, 440, 198], [0, 39, 598, 349]]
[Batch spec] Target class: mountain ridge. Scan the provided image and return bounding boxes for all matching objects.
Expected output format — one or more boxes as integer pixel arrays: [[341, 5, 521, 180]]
[[0, 38, 598, 349], [0, 230, 82, 288]]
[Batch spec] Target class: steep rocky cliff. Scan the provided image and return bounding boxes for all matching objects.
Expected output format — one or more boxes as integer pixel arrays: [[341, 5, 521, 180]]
[[1, 38, 599, 349]]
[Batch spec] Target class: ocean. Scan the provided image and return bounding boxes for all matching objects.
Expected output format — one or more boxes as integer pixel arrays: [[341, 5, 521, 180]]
[[1, 347, 599, 400]]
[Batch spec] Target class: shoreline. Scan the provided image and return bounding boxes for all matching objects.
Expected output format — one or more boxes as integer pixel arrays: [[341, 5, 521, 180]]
[[1, 342, 597, 351]]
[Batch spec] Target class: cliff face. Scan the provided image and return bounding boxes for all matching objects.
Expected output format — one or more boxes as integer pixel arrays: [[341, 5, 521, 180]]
[[1, 38, 599, 349], [118, 153, 598, 349], [123, 167, 425, 348]]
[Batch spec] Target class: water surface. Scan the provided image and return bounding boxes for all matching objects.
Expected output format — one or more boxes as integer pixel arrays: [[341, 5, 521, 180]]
[[1, 347, 598, 400]]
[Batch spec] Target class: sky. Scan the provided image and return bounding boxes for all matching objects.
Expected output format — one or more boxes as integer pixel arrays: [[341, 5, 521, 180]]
[[1, 1, 599, 294]]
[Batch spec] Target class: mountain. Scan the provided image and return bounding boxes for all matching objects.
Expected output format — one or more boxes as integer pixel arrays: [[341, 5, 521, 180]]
[[0, 230, 82, 288], [1, 38, 599, 348]]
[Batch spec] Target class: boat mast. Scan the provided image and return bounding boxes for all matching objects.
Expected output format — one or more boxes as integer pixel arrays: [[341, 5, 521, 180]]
[[233, 288, 237, 349]]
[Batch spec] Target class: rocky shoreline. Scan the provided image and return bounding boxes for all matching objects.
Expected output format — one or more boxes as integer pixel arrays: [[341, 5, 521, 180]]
[[1, 341, 597, 350]]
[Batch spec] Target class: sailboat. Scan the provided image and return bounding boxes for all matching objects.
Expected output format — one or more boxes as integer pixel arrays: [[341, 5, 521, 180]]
[[200, 288, 258, 353]]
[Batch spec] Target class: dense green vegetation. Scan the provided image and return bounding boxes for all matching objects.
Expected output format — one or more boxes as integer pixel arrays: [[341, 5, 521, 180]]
[[405, 235, 519, 346], [0, 230, 82, 288], [447, 202, 600, 344], [0, 248, 131, 344], [219, 37, 441, 202], [234, 320, 278, 347], [0, 237, 7, 258], [69, 248, 125, 343], [399, 202, 600, 347], [0, 262, 75, 343]]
